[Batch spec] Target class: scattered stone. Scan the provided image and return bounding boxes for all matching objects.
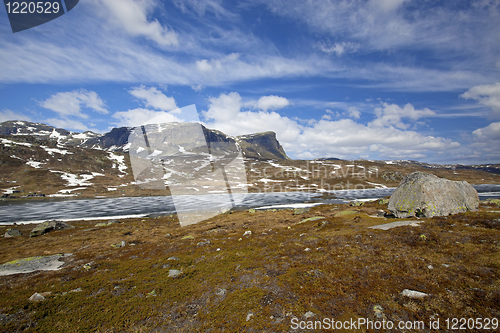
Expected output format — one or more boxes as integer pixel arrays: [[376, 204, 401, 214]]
[[388, 171, 479, 218], [293, 208, 310, 215], [182, 235, 195, 240], [168, 269, 182, 278], [147, 289, 157, 297], [4, 228, 22, 238], [30, 220, 74, 237], [350, 201, 364, 207], [165, 233, 171, 237], [369, 220, 423, 230], [167, 257, 179, 261], [243, 230, 252, 236], [248, 209, 256, 213], [95, 220, 118, 227], [246, 312, 254, 321], [442, 264, 450, 268], [29, 292, 45, 302], [69, 287, 82, 293], [296, 216, 324, 225], [215, 288, 227, 296], [378, 198, 390, 205], [373, 305, 384, 319], [197, 239, 211, 246], [401, 289, 429, 299], [111, 241, 126, 248], [83, 262, 94, 271], [428, 265, 434, 270], [162, 264, 170, 269], [304, 311, 315, 319], [0, 254, 71, 276], [304, 248, 311, 252]]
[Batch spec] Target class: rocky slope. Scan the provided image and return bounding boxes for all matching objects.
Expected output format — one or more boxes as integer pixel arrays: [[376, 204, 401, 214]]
[[0, 120, 289, 160]]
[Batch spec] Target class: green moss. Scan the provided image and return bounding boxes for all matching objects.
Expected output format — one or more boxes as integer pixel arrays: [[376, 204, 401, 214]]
[[3, 256, 44, 266], [296, 216, 325, 224]]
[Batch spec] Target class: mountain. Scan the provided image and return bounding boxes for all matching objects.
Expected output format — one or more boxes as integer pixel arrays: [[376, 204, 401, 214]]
[[0, 120, 289, 160], [235, 131, 289, 160]]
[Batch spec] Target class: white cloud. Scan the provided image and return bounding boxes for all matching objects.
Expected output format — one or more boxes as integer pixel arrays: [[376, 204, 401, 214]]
[[173, 0, 234, 18], [40, 90, 107, 118], [203, 92, 459, 160], [370, 103, 435, 129], [347, 107, 361, 119], [203, 92, 301, 142], [112, 108, 183, 127], [0, 109, 31, 123], [370, 0, 407, 12], [318, 41, 359, 56], [472, 122, 500, 142], [98, 0, 178, 47], [129, 86, 177, 111], [256, 95, 290, 111], [460, 83, 500, 117]]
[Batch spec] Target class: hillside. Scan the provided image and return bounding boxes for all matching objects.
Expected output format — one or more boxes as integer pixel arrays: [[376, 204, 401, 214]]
[[0, 120, 499, 200]]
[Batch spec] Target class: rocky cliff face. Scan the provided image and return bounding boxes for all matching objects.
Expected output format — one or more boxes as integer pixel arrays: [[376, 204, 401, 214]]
[[0, 121, 289, 160], [235, 132, 289, 160]]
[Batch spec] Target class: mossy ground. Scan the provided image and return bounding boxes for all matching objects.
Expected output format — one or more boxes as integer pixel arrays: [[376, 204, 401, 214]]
[[0, 201, 499, 332]]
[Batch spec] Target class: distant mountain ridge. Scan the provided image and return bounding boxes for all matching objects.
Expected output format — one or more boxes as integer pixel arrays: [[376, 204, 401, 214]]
[[0, 120, 290, 160]]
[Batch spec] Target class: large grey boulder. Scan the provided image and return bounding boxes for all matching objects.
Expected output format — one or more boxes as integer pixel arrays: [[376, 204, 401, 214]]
[[388, 172, 479, 218], [30, 220, 74, 237], [4, 228, 22, 238]]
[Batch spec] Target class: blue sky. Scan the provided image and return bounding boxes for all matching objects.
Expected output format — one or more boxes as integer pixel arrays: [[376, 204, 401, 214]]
[[0, 0, 499, 164]]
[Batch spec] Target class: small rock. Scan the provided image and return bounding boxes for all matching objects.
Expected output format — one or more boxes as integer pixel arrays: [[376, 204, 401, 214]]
[[147, 289, 157, 297], [296, 216, 324, 224], [350, 201, 364, 207], [428, 265, 434, 270], [69, 287, 82, 293], [243, 230, 252, 236], [167, 256, 179, 261], [401, 289, 429, 299], [304, 311, 315, 319], [162, 264, 170, 269], [215, 288, 227, 296], [304, 248, 311, 252], [248, 209, 256, 213], [4, 228, 22, 238], [373, 305, 384, 319], [165, 233, 171, 237], [168, 269, 182, 278], [442, 264, 450, 268], [182, 235, 194, 240], [293, 208, 310, 215], [120, 241, 126, 247], [197, 239, 211, 246], [377, 210, 386, 217], [378, 198, 389, 205], [246, 312, 254, 321], [30, 220, 74, 237], [29, 292, 45, 302]]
